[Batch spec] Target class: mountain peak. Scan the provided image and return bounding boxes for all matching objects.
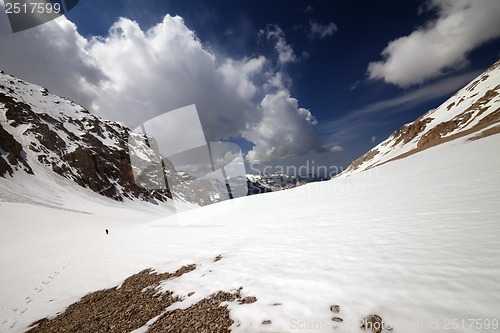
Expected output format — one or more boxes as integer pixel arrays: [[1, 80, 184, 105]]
[[342, 59, 500, 176]]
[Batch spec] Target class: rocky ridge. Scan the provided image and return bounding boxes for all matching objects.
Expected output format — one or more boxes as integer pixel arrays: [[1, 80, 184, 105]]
[[0, 71, 228, 205], [343, 59, 500, 175]]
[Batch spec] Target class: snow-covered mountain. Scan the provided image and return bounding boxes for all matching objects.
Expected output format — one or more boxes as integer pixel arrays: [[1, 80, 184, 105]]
[[246, 173, 328, 194], [342, 60, 500, 175], [2, 114, 499, 333], [0, 71, 230, 206], [1, 61, 499, 333]]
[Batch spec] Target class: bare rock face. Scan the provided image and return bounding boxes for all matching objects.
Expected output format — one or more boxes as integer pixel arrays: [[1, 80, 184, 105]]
[[0, 155, 11, 176], [393, 116, 433, 147], [346, 148, 379, 172], [0, 94, 33, 176], [417, 87, 500, 150], [0, 125, 31, 176]]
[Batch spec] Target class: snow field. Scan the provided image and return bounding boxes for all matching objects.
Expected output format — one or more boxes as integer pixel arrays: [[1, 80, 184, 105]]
[[1, 133, 499, 332]]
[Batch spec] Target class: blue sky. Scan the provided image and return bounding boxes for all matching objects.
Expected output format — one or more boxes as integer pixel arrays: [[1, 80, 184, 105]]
[[1, 0, 500, 174]]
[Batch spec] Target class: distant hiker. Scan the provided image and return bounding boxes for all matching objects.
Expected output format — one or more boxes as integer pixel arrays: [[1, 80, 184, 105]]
[[106, 229, 109, 235]]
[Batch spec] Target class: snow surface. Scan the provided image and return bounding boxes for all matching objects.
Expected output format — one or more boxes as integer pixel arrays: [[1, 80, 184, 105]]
[[1, 133, 500, 332]]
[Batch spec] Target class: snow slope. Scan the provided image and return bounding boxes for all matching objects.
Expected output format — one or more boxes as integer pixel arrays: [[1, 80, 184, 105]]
[[1, 129, 499, 332]]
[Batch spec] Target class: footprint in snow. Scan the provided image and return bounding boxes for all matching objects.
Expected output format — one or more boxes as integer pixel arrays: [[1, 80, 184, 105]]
[[2, 315, 17, 328]]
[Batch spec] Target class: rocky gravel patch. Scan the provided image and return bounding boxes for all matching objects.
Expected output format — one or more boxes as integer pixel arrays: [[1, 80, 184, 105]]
[[26, 263, 260, 333], [148, 290, 239, 333], [27, 265, 196, 333]]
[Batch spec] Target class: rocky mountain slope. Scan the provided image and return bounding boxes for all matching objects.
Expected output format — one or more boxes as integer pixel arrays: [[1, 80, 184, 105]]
[[343, 60, 500, 175], [0, 71, 227, 206]]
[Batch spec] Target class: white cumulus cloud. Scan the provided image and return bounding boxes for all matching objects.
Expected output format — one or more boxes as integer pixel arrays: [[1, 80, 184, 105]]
[[367, 0, 500, 87], [0, 10, 321, 163], [244, 87, 320, 162]]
